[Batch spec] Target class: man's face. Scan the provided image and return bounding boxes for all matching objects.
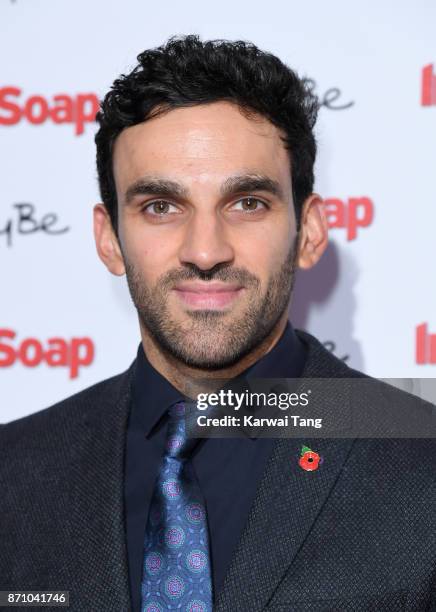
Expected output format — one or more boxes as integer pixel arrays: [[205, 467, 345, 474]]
[[111, 101, 300, 369]]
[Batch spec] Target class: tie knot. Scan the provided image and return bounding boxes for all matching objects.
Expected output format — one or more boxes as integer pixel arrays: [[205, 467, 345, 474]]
[[165, 401, 199, 459]]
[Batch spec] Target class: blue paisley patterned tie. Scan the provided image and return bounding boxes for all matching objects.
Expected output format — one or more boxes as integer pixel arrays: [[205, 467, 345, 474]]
[[140, 401, 213, 612]]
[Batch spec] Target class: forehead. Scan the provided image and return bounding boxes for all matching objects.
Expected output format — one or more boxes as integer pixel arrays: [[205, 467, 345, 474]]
[[112, 101, 292, 194]]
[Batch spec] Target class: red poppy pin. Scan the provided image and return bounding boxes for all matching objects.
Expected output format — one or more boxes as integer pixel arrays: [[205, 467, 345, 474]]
[[298, 445, 322, 471]]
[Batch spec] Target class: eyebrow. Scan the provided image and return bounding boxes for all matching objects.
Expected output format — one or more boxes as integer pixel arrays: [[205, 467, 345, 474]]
[[124, 177, 188, 204], [123, 172, 284, 205], [220, 174, 284, 200]]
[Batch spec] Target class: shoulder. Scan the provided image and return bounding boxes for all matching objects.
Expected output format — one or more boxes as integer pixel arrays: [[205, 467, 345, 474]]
[[0, 363, 135, 453], [295, 328, 366, 378], [296, 328, 436, 469]]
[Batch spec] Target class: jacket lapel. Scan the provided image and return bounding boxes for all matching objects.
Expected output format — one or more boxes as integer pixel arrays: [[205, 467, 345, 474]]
[[66, 364, 135, 611], [215, 332, 357, 611]]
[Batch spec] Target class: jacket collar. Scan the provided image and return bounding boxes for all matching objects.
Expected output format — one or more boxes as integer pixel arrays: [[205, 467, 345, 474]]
[[69, 365, 135, 610]]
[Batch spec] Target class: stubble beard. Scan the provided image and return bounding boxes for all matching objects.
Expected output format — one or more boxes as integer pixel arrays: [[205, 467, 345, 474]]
[[124, 239, 299, 371]]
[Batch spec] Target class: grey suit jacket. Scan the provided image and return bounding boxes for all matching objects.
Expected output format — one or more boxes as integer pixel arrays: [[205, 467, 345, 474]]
[[1, 330, 435, 611]]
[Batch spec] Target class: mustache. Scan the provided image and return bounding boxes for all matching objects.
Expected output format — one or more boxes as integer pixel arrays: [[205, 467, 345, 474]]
[[157, 263, 260, 289]]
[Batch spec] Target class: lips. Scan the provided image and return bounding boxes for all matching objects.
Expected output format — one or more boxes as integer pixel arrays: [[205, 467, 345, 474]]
[[172, 282, 244, 309]]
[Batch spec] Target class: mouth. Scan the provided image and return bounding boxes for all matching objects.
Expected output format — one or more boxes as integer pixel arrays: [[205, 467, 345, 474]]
[[172, 282, 245, 310]]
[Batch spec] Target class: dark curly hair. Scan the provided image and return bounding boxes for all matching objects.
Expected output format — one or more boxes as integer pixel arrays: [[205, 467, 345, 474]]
[[95, 35, 318, 233]]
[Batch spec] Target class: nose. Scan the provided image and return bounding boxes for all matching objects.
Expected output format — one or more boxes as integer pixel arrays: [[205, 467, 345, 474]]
[[178, 211, 235, 271]]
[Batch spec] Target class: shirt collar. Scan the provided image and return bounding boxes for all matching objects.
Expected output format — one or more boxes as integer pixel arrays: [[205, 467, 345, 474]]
[[243, 320, 306, 380], [132, 320, 306, 438]]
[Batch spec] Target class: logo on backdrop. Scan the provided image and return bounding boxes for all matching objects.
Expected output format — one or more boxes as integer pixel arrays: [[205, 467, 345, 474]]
[[1, 203, 70, 247], [416, 323, 436, 365], [421, 64, 436, 106], [303, 78, 354, 110], [323, 340, 349, 362], [0, 329, 95, 379], [0, 77, 352, 138], [0, 87, 99, 135], [322, 197, 374, 241]]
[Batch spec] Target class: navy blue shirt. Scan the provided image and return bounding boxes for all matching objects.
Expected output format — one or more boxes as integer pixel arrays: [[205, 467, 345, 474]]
[[124, 322, 307, 611]]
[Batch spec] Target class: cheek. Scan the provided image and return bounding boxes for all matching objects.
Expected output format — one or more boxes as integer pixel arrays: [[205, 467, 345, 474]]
[[237, 230, 293, 277], [129, 237, 186, 291], [119, 219, 169, 275]]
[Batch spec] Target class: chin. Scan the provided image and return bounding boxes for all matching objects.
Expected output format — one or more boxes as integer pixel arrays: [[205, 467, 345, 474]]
[[170, 335, 241, 369], [178, 352, 242, 371]]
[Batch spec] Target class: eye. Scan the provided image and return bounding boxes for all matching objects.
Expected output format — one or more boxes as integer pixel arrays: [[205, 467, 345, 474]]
[[231, 197, 268, 213], [143, 200, 180, 216]]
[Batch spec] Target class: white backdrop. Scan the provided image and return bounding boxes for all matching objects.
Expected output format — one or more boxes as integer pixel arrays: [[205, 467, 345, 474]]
[[1, 0, 435, 422]]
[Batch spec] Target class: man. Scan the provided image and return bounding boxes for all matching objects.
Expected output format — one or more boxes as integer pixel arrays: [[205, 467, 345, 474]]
[[1, 36, 435, 612]]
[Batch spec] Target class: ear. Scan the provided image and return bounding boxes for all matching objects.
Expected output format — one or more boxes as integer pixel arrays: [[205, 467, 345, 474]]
[[93, 204, 125, 276], [297, 194, 329, 270]]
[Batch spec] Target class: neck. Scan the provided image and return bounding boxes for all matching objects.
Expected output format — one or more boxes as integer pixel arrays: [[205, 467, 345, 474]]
[[139, 313, 289, 398]]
